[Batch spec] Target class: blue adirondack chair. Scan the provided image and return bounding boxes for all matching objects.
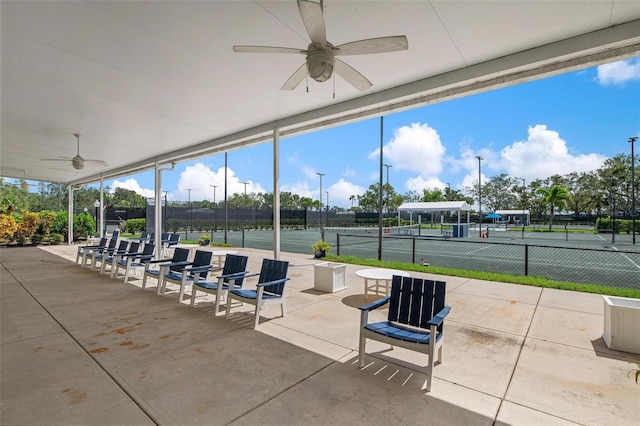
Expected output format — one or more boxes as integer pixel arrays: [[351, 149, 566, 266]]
[[225, 259, 289, 328], [190, 254, 249, 315], [358, 275, 451, 392], [142, 247, 190, 294], [90, 238, 118, 271], [76, 237, 107, 267], [99, 240, 131, 274], [159, 250, 213, 303], [114, 243, 155, 283], [101, 241, 140, 276]]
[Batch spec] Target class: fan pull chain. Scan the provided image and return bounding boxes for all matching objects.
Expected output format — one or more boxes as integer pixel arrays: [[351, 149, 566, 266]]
[[306, 72, 309, 93]]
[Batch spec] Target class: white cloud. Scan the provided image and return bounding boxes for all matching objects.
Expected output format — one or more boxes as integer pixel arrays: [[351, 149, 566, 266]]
[[110, 178, 155, 199], [596, 59, 640, 86], [499, 124, 606, 181], [405, 175, 444, 193], [176, 162, 265, 201], [369, 122, 446, 175], [327, 179, 366, 208], [280, 181, 314, 199]]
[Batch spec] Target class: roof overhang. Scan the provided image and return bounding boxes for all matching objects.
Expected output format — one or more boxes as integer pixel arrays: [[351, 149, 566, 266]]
[[2, 1, 639, 186]]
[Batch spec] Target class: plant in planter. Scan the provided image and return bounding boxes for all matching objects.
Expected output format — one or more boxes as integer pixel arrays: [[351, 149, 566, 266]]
[[311, 240, 331, 258], [198, 234, 211, 246]]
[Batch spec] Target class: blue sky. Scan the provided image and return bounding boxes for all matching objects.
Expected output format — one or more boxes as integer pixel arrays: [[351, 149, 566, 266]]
[[46, 57, 640, 207]]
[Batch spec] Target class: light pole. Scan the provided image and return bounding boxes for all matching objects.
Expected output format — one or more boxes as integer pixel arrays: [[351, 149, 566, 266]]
[[325, 191, 329, 226], [630, 137, 638, 245], [186, 188, 192, 234], [476, 156, 483, 237], [94, 200, 100, 235], [316, 172, 325, 228], [520, 178, 526, 224], [383, 164, 392, 213], [239, 181, 249, 206]]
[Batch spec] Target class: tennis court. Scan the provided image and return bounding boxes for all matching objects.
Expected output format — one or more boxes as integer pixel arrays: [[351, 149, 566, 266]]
[[206, 225, 640, 290]]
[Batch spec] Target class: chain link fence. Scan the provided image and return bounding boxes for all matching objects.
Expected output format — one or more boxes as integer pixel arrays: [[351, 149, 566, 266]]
[[333, 233, 640, 291]]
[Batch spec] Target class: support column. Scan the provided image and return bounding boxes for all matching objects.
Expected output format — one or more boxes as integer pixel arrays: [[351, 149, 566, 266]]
[[273, 124, 281, 259]]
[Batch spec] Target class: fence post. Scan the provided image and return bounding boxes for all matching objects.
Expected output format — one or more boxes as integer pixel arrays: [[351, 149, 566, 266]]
[[524, 244, 529, 276], [565, 223, 568, 242], [412, 237, 416, 264], [242, 228, 245, 248], [336, 234, 340, 256]]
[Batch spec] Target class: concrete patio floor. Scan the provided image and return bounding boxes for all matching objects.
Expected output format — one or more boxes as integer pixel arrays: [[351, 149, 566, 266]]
[[1, 244, 639, 425]]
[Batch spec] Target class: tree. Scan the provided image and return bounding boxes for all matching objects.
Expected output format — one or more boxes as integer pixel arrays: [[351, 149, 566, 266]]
[[536, 184, 571, 230]]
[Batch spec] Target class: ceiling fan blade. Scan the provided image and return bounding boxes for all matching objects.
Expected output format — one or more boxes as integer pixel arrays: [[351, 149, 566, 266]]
[[233, 45, 305, 54], [334, 59, 372, 91], [85, 159, 109, 166], [281, 63, 307, 90], [335, 35, 408, 56], [298, 0, 326, 45], [42, 157, 72, 162]]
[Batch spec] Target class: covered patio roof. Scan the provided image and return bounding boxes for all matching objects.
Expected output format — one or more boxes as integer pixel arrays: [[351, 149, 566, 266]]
[[1, 1, 639, 186], [398, 201, 471, 212]]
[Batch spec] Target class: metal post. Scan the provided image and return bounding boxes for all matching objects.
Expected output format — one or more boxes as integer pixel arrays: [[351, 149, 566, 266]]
[[630, 137, 637, 244], [520, 178, 526, 221], [325, 191, 329, 226], [476, 156, 483, 237], [384, 163, 392, 213], [186, 188, 192, 238], [316, 172, 324, 231]]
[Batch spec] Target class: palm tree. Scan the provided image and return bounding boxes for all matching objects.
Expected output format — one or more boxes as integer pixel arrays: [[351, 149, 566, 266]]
[[536, 185, 571, 230]]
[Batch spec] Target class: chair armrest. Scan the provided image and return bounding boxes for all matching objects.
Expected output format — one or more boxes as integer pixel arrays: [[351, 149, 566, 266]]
[[358, 296, 390, 311], [118, 251, 143, 258], [146, 257, 175, 264], [218, 270, 249, 280], [231, 271, 260, 280], [181, 264, 211, 274], [426, 306, 451, 327], [162, 260, 193, 269], [255, 277, 290, 288]]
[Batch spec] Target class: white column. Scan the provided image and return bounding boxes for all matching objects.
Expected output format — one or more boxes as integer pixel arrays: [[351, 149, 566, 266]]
[[273, 124, 281, 259], [67, 184, 73, 245]]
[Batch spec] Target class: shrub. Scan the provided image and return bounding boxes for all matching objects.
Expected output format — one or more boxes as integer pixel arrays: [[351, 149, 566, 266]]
[[0, 214, 18, 241], [49, 233, 64, 244], [125, 218, 146, 233], [73, 212, 96, 240]]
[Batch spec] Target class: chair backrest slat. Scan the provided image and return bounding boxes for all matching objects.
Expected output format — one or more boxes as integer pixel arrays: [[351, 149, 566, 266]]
[[169, 233, 180, 242], [128, 241, 141, 254], [115, 240, 129, 253], [388, 275, 446, 332], [258, 259, 289, 296], [221, 254, 249, 286], [169, 247, 190, 272], [190, 250, 213, 278]]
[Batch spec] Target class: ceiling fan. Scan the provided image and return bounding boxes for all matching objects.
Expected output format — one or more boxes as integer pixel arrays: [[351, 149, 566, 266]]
[[233, 0, 408, 92], [42, 133, 108, 171]]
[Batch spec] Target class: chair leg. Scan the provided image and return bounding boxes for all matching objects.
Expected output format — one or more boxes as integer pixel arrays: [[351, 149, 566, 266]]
[[280, 296, 287, 317], [190, 287, 197, 307], [253, 302, 262, 329], [358, 335, 366, 368], [225, 294, 232, 318]]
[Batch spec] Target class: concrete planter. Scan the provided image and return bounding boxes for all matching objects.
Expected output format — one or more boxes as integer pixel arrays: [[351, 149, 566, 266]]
[[602, 295, 640, 354], [314, 262, 347, 293]]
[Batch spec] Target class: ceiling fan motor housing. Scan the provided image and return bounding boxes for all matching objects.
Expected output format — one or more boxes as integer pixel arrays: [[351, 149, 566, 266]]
[[306, 47, 335, 82], [72, 155, 84, 170]]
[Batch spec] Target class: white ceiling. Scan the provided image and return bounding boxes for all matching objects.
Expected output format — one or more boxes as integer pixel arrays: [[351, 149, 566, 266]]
[[2, 1, 639, 185]]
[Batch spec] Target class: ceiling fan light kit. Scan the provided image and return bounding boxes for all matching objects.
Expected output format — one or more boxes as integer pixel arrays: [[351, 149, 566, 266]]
[[233, 0, 408, 92]]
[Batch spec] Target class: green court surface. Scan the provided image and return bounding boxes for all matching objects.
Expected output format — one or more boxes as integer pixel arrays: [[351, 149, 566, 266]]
[[202, 227, 640, 290]]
